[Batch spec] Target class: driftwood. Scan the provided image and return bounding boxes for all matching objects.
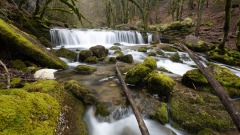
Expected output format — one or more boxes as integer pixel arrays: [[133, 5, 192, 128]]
[[0, 60, 10, 89], [179, 44, 240, 132], [116, 63, 150, 135]]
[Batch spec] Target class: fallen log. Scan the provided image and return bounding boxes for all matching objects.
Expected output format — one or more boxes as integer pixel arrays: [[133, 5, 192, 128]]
[[179, 43, 240, 132], [0, 60, 10, 89], [116, 62, 150, 135]]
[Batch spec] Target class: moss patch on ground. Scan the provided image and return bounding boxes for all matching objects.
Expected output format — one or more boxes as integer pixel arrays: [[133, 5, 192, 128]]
[[0, 19, 67, 69], [0, 89, 60, 135]]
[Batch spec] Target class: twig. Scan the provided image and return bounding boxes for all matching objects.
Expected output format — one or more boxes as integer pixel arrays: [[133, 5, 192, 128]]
[[0, 60, 10, 89], [116, 62, 150, 135]]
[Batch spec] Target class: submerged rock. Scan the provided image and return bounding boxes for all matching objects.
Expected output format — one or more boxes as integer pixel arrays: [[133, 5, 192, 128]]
[[55, 48, 78, 61], [74, 65, 97, 75], [0, 19, 67, 69]]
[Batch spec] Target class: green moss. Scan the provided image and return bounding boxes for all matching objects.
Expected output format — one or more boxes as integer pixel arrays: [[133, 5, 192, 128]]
[[142, 57, 157, 70], [207, 49, 240, 66], [160, 20, 192, 32], [155, 103, 168, 124], [0, 19, 67, 69], [182, 69, 209, 89], [64, 80, 95, 104], [185, 40, 212, 52], [197, 128, 218, 135], [96, 102, 110, 117], [145, 72, 175, 99], [138, 47, 147, 52], [170, 53, 182, 63], [182, 65, 240, 98], [89, 45, 107, 59], [11, 59, 28, 72], [105, 57, 117, 64], [0, 89, 60, 135], [84, 56, 98, 64], [10, 78, 22, 88], [170, 91, 233, 133], [55, 48, 77, 61], [157, 67, 173, 73], [147, 52, 157, 56], [125, 64, 151, 85], [116, 54, 134, 63], [79, 50, 93, 62], [161, 46, 177, 52], [74, 65, 97, 75]]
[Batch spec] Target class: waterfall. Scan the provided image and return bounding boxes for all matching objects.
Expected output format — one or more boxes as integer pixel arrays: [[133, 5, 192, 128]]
[[50, 28, 148, 48]]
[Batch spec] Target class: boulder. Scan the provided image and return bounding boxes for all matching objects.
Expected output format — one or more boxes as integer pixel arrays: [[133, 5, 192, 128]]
[[74, 65, 97, 75], [79, 50, 93, 62], [185, 35, 212, 52], [116, 54, 134, 63], [89, 45, 108, 60], [55, 48, 78, 61], [84, 56, 98, 64], [109, 46, 121, 51], [0, 19, 67, 69]]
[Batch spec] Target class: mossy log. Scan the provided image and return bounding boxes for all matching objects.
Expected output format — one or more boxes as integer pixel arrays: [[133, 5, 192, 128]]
[[116, 62, 150, 135], [179, 43, 240, 132], [0, 19, 67, 69]]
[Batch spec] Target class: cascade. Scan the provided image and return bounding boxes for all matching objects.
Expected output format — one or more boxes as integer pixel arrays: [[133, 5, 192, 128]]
[[50, 28, 151, 48]]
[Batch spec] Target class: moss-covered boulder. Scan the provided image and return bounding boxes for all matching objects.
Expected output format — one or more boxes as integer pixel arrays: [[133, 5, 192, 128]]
[[197, 128, 218, 135], [125, 57, 157, 85], [84, 56, 98, 64], [138, 47, 147, 52], [116, 54, 134, 63], [161, 46, 177, 52], [207, 49, 240, 66], [105, 57, 117, 64], [0, 89, 60, 134], [170, 53, 182, 63], [147, 52, 157, 56], [153, 103, 169, 124], [170, 84, 234, 133], [182, 64, 240, 98], [79, 50, 93, 62], [114, 50, 124, 56], [0, 19, 67, 69], [145, 72, 175, 99], [160, 18, 193, 44], [89, 45, 108, 60], [185, 35, 213, 52], [55, 48, 77, 61], [109, 46, 121, 51], [96, 102, 110, 117], [64, 80, 95, 104], [74, 65, 97, 75]]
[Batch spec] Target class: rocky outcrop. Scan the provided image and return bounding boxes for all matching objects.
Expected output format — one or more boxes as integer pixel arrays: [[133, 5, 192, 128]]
[[0, 19, 67, 69]]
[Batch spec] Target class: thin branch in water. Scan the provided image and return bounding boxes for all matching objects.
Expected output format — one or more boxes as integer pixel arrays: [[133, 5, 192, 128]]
[[0, 60, 10, 89]]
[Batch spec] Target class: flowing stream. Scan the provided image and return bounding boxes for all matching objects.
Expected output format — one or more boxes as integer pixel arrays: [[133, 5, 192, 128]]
[[52, 28, 240, 135]]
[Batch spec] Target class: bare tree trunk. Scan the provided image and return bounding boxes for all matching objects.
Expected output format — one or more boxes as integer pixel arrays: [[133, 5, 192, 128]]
[[219, 0, 232, 54], [236, 1, 240, 50], [178, 0, 184, 21], [179, 44, 240, 132], [0, 60, 10, 89], [195, 0, 204, 37], [116, 63, 150, 135]]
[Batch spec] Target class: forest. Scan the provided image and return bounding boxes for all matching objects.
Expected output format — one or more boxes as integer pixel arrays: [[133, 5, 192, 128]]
[[0, 0, 240, 135]]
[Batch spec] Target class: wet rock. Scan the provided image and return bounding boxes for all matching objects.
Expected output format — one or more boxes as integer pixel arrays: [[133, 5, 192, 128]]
[[79, 50, 93, 62], [84, 56, 98, 64], [170, 53, 183, 63], [138, 47, 148, 52], [109, 46, 121, 51], [116, 54, 134, 63], [55, 48, 78, 61], [105, 57, 117, 64], [90, 45, 108, 60], [74, 65, 97, 75], [185, 35, 213, 52]]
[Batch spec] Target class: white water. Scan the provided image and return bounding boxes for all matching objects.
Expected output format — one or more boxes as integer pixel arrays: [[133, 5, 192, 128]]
[[85, 107, 183, 135], [50, 28, 150, 49]]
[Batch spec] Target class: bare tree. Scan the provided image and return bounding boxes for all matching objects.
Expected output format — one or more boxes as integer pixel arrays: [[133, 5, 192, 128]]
[[195, 0, 204, 37]]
